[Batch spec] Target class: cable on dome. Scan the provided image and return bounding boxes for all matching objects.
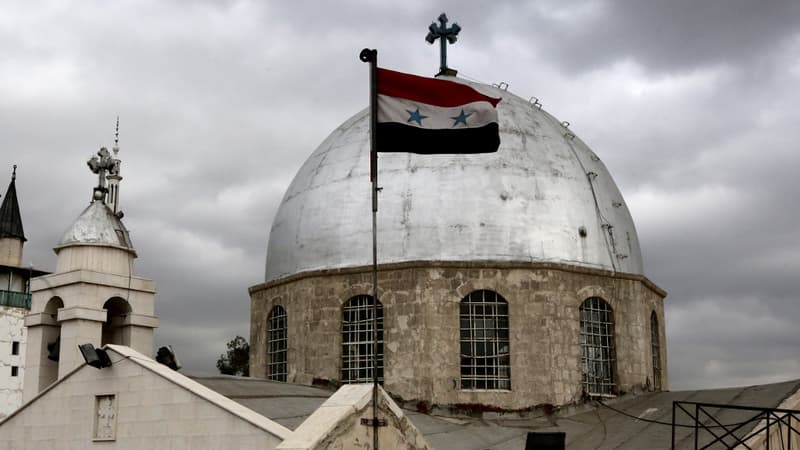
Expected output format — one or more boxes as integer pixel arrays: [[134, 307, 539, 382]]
[[547, 112, 618, 271]]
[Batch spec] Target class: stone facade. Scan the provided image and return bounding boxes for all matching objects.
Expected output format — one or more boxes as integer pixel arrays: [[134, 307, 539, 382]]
[[0, 306, 25, 420], [250, 261, 667, 410], [0, 239, 23, 268], [0, 240, 30, 420]]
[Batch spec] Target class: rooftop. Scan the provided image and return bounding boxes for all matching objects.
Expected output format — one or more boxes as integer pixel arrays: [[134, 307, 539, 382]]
[[190, 375, 800, 449]]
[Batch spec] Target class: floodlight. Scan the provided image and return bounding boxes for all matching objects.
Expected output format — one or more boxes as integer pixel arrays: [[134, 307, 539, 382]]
[[79, 343, 112, 369], [156, 346, 181, 371]]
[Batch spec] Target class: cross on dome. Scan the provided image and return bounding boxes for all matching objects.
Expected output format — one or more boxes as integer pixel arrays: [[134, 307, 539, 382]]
[[425, 13, 461, 76]]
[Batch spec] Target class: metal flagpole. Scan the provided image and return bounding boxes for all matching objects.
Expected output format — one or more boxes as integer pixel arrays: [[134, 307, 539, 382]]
[[359, 47, 380, 450]]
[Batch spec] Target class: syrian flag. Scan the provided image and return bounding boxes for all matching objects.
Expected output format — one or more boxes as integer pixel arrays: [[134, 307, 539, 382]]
[[376, 68, 501, 154]]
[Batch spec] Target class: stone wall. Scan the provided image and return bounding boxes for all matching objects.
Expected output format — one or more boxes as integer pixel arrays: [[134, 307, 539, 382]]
[[0, 305, 25, 420], [0, 238, 22, 267], [250, 261, 667, 410]]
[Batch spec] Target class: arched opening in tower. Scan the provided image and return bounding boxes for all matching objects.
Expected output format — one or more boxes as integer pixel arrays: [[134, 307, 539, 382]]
[[102, 297, 132, 346], [41, 296, 64, 388]]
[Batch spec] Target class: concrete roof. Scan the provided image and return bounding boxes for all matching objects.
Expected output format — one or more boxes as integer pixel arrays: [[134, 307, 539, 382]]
[[191, 376, 800, 450], [104, 345, 292, 439], [190, 375, 333, 430], [56, 201, 135, 254]]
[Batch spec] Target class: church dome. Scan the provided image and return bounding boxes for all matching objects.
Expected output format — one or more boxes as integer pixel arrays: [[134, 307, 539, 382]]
[[56, 200, 135, 253], [265, 78, 643, 281]]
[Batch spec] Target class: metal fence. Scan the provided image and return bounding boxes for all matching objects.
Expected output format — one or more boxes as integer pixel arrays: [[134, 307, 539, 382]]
[[0, 290, 31, 309], [673, 401, 800, 449]]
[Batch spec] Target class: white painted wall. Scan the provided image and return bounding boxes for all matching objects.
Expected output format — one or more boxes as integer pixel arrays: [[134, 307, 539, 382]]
[[0, 354, 286, 450]]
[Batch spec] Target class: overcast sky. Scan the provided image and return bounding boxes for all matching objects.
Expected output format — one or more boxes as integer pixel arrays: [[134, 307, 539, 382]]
[[2, 0, 798, 391]]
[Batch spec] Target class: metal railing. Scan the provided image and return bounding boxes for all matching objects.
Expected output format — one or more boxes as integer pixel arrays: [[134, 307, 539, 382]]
[[0, 290, 31, 309], [673, 401, 800, 449]]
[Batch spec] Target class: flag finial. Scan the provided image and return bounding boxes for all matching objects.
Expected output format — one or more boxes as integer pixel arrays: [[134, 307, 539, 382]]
[[425, 13, 461, 76], [11, 164, 16, 181]]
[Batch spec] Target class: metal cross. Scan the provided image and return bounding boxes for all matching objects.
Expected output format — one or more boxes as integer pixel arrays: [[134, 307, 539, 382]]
[[87, 147, 117, 191], [425, 13, 461, 75]]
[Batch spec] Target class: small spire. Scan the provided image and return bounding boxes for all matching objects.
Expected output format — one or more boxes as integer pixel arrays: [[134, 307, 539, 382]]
[[106, 117, 123, 214], [0, 165, 26, 242]]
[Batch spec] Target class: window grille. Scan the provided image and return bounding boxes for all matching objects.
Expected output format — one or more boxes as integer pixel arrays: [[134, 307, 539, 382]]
[[580, 297, 616, 395], [460, 290, 511, 390], [267, 305, 287, 382], [651, 311, 661, 391], [342, 295, 383, 384]]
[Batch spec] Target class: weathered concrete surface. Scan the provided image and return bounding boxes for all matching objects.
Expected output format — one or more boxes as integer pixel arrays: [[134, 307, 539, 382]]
[[277, 384, 431, 450], [0, 305, 25, 420], [196, 375, 800, 450], [192, 375, 334, 430], [0, 239, 22, 267], [250, 261, 666, 410], [265, 83, 647, 281]]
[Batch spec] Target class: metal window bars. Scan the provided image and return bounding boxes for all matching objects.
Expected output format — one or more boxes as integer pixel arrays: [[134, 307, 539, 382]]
[[342, 295, 384, 384], [267, 305, 288, 382], [651, 311, 662, 391], [580, 297, 616, 395], [460, 290, 511, 390]]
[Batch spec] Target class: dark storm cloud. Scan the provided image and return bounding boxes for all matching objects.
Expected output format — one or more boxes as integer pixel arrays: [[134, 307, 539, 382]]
[[498, 0, 800, 74], [2, 1, 798, 387]]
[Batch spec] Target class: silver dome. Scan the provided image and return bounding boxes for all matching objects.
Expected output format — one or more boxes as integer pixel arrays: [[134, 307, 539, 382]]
[[57, 200, 135, 252], [265, 79, 643, 281]]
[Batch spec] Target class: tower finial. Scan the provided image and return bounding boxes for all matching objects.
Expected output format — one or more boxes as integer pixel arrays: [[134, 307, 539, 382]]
[[425, 13, 461, 76], [113, 116, 120, 155], [12, 164, 16, 181]]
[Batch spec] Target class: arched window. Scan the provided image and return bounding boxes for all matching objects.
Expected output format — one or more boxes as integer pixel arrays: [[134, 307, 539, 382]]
[[580, 297, 616, 395], [267, 305, 287, 382], [650, 311, 661, 391], [342, 295, 383, 384], [460, 290, 510, 390]]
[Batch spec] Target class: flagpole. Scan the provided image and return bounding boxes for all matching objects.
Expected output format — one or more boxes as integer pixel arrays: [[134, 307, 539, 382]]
[[360, 47, 380, 450]]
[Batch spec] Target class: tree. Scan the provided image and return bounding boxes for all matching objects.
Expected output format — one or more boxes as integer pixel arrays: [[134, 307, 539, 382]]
[[216, 335, 250, 376]]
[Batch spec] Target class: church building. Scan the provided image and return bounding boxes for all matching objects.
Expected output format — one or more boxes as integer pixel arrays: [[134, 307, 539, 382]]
[[249, 53, 667, 411]]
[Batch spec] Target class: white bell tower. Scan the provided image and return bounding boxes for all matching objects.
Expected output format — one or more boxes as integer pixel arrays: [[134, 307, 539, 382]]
[[24, 131, 159, 400]]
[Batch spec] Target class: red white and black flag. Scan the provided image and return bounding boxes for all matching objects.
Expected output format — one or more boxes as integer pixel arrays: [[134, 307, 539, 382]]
[[376, 68, 501, 154]]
